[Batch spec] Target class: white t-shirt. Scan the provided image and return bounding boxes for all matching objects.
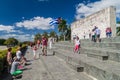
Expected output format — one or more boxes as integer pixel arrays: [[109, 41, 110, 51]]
[[95, 28, 101, 35], [91, 31, 95, 36], [16, 50, 22, 59], [75, 39, 80, 46]]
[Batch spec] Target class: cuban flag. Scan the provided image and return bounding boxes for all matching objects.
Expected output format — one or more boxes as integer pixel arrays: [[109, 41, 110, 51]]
[[49, 17, 62, 26], [49, 19, 58, 26]]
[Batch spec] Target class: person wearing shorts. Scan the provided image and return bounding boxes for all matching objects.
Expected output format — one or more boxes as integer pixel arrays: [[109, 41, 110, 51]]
[[74, 36, 80, 53], [95, 27, 101, 42], [41, 36, 48, 56]]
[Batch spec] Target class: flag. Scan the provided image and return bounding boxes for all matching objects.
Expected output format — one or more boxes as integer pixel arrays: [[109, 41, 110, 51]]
[[49, 17, 62, 26], [49, 19, 58, 26], [57, 17, 62, 24]]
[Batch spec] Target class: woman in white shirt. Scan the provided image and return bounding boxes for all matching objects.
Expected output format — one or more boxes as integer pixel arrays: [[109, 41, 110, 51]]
[[74, 36, 80, 53]]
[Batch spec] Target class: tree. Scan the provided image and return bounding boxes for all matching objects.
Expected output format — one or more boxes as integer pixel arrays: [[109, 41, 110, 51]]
[[117, 27, 120, 36], [0, 39, 6, 45], [4, 37, 19, 46], [42, 31, 48, 38], [58, 19, 67, 41], [65, 26, 71, 40], [34, 33, 41, 42], [49, 31, 56, 37]]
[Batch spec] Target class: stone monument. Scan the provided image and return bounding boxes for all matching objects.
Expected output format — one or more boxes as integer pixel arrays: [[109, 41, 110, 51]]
[[71, 6, 116, 40]]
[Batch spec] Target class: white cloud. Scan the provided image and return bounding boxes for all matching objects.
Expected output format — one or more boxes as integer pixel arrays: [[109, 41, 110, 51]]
[[75, 0, 120, 20], [16, 16, 54, 30], [17, 34, 34, 41], [0, 34, 17, 39], [0, 25, 15, 33], [0, 34, 34, 42]]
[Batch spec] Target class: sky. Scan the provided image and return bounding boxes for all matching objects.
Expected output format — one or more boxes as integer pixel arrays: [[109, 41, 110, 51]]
[[0, 0, 120, 41]]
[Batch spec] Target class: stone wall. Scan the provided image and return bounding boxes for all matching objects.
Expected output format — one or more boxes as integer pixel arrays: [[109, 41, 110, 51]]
[[71, 6, 116, 40]]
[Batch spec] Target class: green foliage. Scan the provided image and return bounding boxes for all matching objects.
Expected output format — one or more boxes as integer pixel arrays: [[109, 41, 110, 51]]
[[34, 33, 42, 42], [58, 19, 70, 41], [49, 31, 56, 37], [117, 22, 120, 36], [65, 26, 71, 40], [0, 45, 27, 74], [0, 39, 6, 45], [117, 27, 120, 36], [4, 37, 19, 46], [58, 20, 67, 34], [42, 31, 49, 38], [59, 34, 64, 41]]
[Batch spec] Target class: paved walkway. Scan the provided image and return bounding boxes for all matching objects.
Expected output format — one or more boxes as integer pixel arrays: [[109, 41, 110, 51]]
[[2, 47, 92, 80], [0, 46, 7, 50]]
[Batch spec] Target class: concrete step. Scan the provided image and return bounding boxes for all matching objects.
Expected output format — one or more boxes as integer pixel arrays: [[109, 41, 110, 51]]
[[40, 53, 93, 80], [53, 43, 74, 52], [81, 36, 120, 43], [81, 42, 120, 50], [53, 49, 120, 80], [81, 47, 108, 60], [56, 41, 74, 46], [53, 43, 120, 62], [81, 47, 120, 62], [11, 47, 54, 80]]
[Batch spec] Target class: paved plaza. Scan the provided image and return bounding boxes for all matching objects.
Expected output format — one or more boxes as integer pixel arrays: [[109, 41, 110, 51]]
[[2, 46, 93, 80]]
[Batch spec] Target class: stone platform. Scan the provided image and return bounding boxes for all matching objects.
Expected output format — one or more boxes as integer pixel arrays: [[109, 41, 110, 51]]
[[52, 36, 120, 80], [1, 47, 93, 80]]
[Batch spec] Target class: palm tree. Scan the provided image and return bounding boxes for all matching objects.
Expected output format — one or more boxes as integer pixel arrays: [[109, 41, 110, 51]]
[[65, 26, 71, 40], [42, 31, 48, 38], [34, 33, 41, 42], [49, 31, 56, 37], [117, 27, 120, 36], [58, 19, 67, 41]]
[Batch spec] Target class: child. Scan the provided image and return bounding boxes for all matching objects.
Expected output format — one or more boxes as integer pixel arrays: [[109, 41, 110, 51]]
[[33, 45, 37, 59], [74, 36, 80, 53]]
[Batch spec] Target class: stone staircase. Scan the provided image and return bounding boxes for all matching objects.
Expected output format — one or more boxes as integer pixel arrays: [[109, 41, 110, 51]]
[[51, 37, 120, 80]]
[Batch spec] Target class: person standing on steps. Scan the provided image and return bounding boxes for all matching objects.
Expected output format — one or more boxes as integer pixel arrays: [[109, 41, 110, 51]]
[[74, 36, 80, 53], [106, 27, 112, 38], [41, 35, 48, 56], [37, 39, 40, 48], [95, 27, 101, 42], [88, 30, 91, 39], [32, 44, 37, 60], [83, 32, 86, 39], [49, 37, 53, 49]]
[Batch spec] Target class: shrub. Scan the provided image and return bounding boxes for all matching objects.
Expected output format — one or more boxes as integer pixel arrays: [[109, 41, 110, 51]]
[[0, 45, 27, 75]]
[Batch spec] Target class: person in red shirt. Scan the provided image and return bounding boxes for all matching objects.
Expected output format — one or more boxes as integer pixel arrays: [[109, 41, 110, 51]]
[[41, 36, 48, 56], [106, 27, 112, 38], [109, 27, 112, 37]]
